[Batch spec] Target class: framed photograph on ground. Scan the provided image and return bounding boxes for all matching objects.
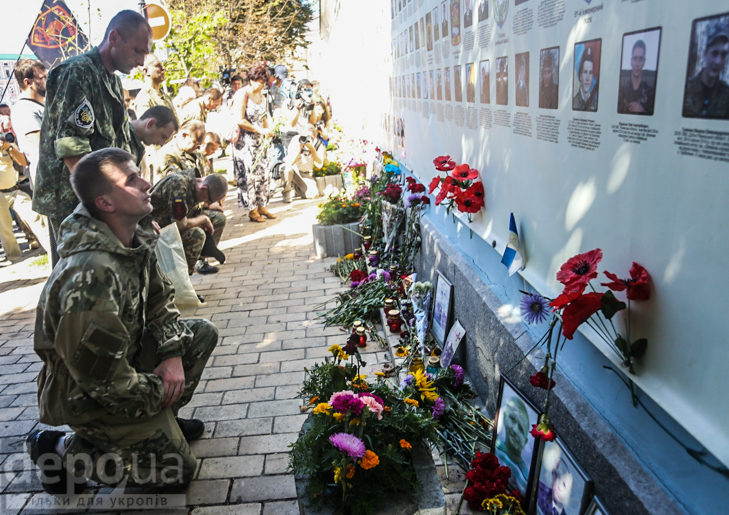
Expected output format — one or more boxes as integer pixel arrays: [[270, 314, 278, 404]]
[[531, 438, 594, 515], [491, 376, 541, 506], [430, 271, 453, 346], [441, 319, 465, 368], [585, 496, 609, 515]]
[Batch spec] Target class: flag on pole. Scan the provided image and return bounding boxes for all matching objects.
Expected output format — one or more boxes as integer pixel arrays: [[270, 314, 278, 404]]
[[27, 0, 89, 70], [501, 213, 524, 277]]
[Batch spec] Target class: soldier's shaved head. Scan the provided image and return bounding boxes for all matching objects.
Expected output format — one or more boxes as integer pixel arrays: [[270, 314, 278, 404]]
[[203, 174, 228, 202], [72, 148, 136, 216], [103, 10, 151, 42]]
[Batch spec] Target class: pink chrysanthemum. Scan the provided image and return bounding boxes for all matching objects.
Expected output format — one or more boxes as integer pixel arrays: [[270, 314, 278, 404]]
[[329, 432, 366, 458]]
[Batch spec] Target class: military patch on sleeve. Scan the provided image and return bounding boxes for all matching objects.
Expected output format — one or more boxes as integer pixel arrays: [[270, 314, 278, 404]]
[[74, 98, 95, 130], [172, 197, 187, 220]]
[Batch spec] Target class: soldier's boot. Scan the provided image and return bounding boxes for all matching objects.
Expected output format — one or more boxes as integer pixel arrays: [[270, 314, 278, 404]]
[[176, 418, 205, 442], [26, 430, 87, 495], [195, 259, 219, 275]]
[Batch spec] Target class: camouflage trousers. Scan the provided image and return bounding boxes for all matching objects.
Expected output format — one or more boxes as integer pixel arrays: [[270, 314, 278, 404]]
[[64, 318, 218, 488], [180, 209, 226, 274]]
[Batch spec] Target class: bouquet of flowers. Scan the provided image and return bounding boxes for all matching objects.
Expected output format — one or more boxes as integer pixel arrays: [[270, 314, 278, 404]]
[[463, 452, 524, 512], [428, 155, 485, 223]]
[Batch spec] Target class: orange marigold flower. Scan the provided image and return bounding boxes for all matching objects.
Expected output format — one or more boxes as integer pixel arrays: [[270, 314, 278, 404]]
[[404, 398, 419, 407], [346, 464, 355, 479], [358, 450, 380, 470], [400, 439, 412, 450], [308, 396, 319, 405], [383, 406, 392, 412]]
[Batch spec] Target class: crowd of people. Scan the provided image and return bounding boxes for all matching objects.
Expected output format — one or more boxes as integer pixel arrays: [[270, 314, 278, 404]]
[[1, 9, 334, 495]]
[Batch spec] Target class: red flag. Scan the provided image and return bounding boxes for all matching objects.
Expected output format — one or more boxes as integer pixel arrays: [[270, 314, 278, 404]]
[[27, 0, 89, 70]]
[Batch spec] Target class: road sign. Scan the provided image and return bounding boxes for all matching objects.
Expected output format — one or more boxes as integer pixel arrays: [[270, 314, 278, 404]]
[[144, 3, 171, 41]]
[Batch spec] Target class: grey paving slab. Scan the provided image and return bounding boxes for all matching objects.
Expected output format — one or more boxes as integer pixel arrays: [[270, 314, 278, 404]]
[[230, 475, 297, 503]]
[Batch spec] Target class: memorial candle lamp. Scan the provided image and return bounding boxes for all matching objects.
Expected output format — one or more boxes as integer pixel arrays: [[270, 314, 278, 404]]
[[368, 250, 380, 266], [363, 236, 372, 251], [356, 326, 368, 347], [426, 356, 441, 375], [409, 357, 425, 374], [353, 247, 363, 260], [387, 309, 402, 333]]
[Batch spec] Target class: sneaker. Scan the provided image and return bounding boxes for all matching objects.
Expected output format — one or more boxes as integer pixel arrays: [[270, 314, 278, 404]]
[[194, 261, 219, 275], [26, 430, 86, 495], [28, 240, 40, 250], [176, 418, 205, 441]]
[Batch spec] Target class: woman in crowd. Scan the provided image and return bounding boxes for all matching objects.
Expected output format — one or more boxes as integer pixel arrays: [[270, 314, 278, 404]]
[[232, 62, 275, 222]]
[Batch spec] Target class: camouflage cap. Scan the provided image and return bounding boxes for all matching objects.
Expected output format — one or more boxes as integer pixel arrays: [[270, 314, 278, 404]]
[[706, 23, 729, 49]]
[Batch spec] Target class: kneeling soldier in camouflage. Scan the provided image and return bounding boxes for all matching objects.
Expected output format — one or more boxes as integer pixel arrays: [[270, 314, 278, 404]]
[[28, 148, 218, 494]]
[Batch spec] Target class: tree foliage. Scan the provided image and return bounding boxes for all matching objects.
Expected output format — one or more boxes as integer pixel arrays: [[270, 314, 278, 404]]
[[164, 0, 313, 85]]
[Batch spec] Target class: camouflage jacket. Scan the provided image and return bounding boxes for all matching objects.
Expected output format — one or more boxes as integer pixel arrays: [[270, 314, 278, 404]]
[[159, 140, 206, 177], [179, 98, 207, 126], [683, 73, 729, 119], [34, 204, 191, 426], [32, 47, 133, 220], [129, 124, 146, 167], [146, 168, 202, 231], [134, 84, 178, 124]]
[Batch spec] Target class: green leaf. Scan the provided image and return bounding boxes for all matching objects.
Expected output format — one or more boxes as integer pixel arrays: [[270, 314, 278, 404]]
[[614, 335, 629, 355], [600, 290, 626, 320], [630, 338, 648, 358]]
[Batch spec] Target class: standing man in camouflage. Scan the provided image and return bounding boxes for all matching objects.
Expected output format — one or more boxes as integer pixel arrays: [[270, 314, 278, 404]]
[[134, 54, 178, 124], [147, 169, 228, 275], [28, 148, 218, 493], [32, 10, 152, 266], [178, 88, 223, 126]]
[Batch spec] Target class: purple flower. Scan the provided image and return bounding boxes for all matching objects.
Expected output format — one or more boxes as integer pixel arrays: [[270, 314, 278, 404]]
[[405, 194, 422, 208], [378, 270, 391, 282], [432, 398, 445, 419], [368, 273, 378, 281], [331, 393, 365, 416], [401, 375, 414, 388], [359, 392, 384, 405], [371, 174, 380, 183], [329, 432, 366, 458], [451, 364, 464, 388], [520, 293, 550, 325], [350, 281, 360, 288]]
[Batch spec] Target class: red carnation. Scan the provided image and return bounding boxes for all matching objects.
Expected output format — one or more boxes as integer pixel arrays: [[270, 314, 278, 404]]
[[451, 164, 479, 181], [529, 371, 555, 390], [349, 269, 368, 283], [411, 183, 425, 193], [531, 415, 557, 442], [420, 195, 430, 205], [561, 292, 602, 339], [601, 262, 651, 301], [455, 192, 483, 214], [428, 176, 441, 194], [556, 248, 603, 291], [406, 176, 415, 184], [433, 155, 456, 171]]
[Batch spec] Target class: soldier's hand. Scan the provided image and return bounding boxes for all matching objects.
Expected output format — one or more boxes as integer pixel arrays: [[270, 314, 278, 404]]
[[153, 357, 185, 408], [201, 216, 214, 235]]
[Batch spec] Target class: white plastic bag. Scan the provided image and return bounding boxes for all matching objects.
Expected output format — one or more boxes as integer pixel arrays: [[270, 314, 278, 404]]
[[154, 224, 202, 310]]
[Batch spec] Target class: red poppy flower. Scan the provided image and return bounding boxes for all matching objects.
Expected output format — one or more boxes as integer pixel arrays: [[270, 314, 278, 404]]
[[411, 183, 425, 193], [420, 195, 430, 205], [562, 292, 602, 339], [601, 262, 651, 301], [529, 371, 555, 390], [465, 181, 485, 200], [428, 176, 441, 194], [433, 155, 456, 171], [451, 164, 479, 181], [441, 175, 457, 192], [549, 288, 583, 310], [455, 192, 483, 214], [530, 415, 557, 442], [556, 248, 603, 290], [435, 187, 449, 206]]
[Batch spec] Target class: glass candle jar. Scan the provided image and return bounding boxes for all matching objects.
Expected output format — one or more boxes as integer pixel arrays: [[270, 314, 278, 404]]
[[363, 236, 372, 251], [387, 309, 402, 333], [409, 357, 425, 374], [356, 326, 367, 347], [353, 247, 362, 260]]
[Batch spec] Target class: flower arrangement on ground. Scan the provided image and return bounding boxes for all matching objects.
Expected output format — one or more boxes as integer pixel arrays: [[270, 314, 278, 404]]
[[463, 452, 524, 512], [316, 193, 365, 226], [428, 155, 485, 223]]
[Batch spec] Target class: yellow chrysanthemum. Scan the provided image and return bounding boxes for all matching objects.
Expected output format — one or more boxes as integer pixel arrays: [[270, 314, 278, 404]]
[[358, 450, 379, 470], [337, 349, 348, 361], [345, 253, 354, 260], [333, 413, 345, 422], [353, 374, 367, 381], [404, 398, 419, 407], [374, 371, 386, 377], [328, 344, 342, 354], [333, 467, 342, 484], [395, 346, 408, 357], [313, 402, 332, 415], [346, 464, 355, 479], [349, 417, 361, 426], [482, 498, 503, 511], [413, 369, 439, 403], [399, 439, 412, 450]]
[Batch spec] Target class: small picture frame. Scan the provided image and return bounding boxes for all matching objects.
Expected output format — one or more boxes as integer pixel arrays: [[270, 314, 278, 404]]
[[430, 271, 454, 346], [441, 319, 465, 368], [491, 376, 542, 507], [532, 437, 594, 515], [585, 496, 609, 515]]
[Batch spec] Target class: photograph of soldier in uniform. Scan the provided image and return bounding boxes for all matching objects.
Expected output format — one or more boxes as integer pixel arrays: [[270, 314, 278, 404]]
[[464, 0, 474, 29], [426, 12, 434, 52], [442, 1, 449, 38], [539, 47, 559, 109], [478, 0, 489, 23], [454, 65, 463, 102], [618, 28, 661, 116], [437, 69, 443, 100], [445, 66, 452, 101], [466, 63, 477, 103], [496, 56, 508, 105], [535, 440, 593, 515], [480, 60, 491, 103], [683, 13, 729, 119], [572, 39, 601, 112], [516, 52, 530, 107]]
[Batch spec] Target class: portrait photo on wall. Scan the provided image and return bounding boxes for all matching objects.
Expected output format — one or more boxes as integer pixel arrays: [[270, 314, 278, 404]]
[[478, 0, 489, 23], [516, 52, 530, 107], [417, 72, 422, 99], [423, 72, 429, 99], [454, 64, 464, 102], [409, 25, 414, 53], [430, 271, 454, 347], [682, 12, 729, 120], [430, 70, 435, 99], [442, 1, 449, 40], [433, 8, 440, 40], [480, 60, 491, 103], [531, 438, 594, 515], [420, 17, 426, 50], [496, 56, 509, 105], [539, 47, 559, 109], [618, 28, 661, 116], [426, 12, 434, 52], [466, 62, 477, 102], [572, 39, 602, 112], [451, 0, 461, 46], [445, 66, 452, 101], [464, 0, 474, 29], [437, 69, 443, 100], [492, 376, 541, 504]]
